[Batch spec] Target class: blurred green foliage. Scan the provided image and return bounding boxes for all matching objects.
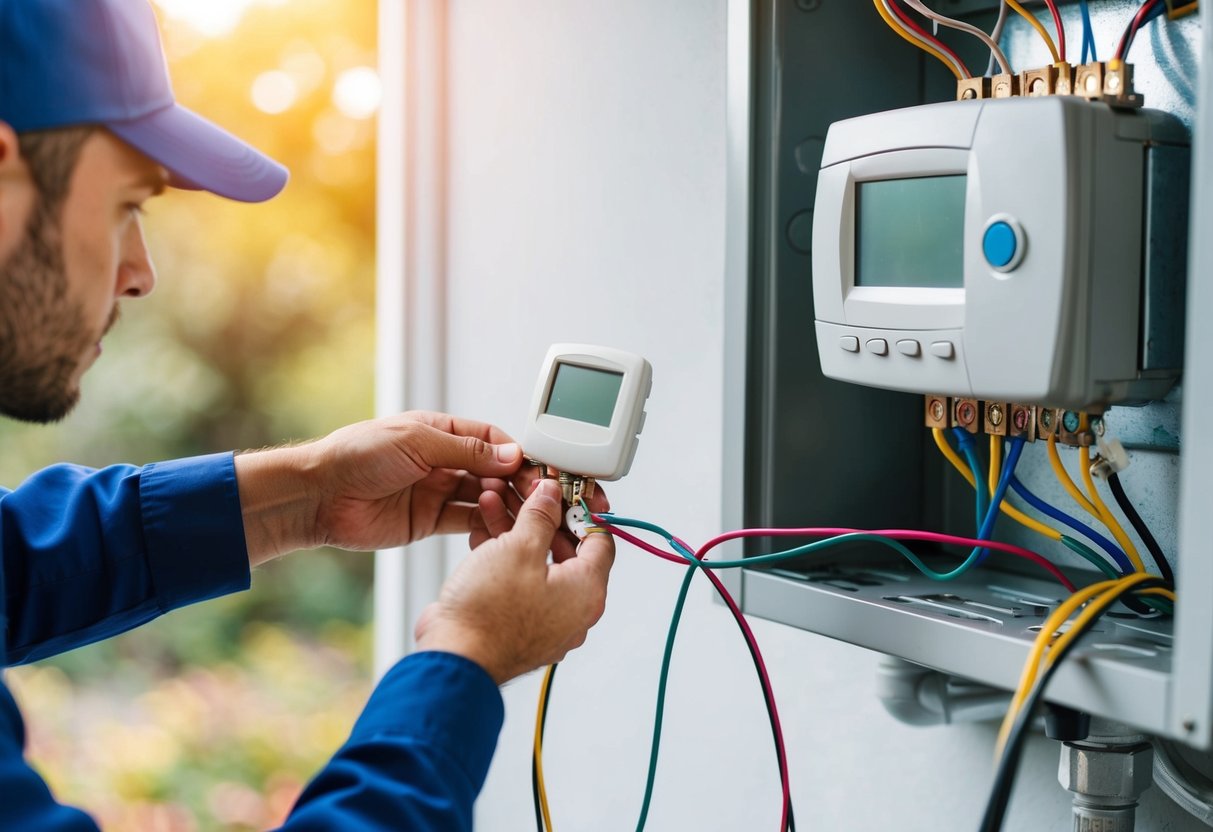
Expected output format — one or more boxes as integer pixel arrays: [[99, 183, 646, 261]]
[[2, 1, 378, 828]]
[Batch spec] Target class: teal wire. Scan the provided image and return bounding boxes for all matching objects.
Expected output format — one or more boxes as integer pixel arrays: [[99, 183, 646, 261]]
[[953, 429, 989, 530], [634, 538, 699, 831], [1060, 535, 1119, 579], [599, 515, 989, 581]]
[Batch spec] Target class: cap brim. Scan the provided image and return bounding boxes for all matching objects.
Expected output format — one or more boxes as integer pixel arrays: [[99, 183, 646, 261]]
[[107, 104, 288, 203]]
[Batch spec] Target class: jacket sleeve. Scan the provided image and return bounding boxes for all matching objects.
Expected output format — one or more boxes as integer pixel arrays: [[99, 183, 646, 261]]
[[0, 682, 100, 831], [278, 651, 505, 832], [2, 453, 251, 665]]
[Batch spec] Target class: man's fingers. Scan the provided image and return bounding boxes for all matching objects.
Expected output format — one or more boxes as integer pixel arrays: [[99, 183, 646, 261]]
[[402, 423, 522, 478], [478, 490, 514, 539], [506, 479, 563, 555], [567, 530, 616, 581], [433, 502, 479, 535]]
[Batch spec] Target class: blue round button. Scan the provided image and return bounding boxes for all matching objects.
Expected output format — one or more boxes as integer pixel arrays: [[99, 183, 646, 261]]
[[983, 221, 1018, 269]]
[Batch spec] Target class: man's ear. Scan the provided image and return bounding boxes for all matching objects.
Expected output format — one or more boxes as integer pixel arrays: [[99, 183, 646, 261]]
[[0, 122, 35, 257]]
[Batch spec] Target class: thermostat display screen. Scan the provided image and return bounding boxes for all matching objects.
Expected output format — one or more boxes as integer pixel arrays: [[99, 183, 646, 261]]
[[544, 363, 624, 427], [855, 175, 967, 289]]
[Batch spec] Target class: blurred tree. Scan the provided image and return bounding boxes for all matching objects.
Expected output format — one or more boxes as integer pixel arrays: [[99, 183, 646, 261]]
[[3, 1, 379, 828]]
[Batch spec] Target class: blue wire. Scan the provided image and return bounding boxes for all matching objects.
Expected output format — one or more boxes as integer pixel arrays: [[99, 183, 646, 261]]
[[1009, 475, 1134, 575], [952, 429, 989, 533], [1080, 0, 1096, 62], [971, 437, 1024, 565]]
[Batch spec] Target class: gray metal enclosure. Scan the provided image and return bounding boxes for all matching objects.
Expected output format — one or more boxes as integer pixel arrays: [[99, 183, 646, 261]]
[[722, 0, 1213, 746]]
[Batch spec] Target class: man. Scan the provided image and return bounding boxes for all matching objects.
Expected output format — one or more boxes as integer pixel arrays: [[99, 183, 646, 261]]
[[0, 1, 614, 829]]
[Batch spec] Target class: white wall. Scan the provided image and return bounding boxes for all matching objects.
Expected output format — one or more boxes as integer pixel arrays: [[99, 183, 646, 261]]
[[437, 2, 1198, 829]]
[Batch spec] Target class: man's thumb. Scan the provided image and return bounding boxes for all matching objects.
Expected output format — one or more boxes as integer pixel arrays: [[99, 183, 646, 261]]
[[509, 479, 563, 552], [407, 423, 521, 474]]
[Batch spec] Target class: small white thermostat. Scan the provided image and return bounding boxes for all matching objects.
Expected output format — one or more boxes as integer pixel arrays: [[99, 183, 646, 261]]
[[522, 343, 652, 481]]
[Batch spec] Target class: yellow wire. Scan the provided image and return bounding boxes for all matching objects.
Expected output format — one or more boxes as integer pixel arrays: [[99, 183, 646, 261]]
[[534, 665, 556, 832], [932, 429, 1063, 542], [994, 573, 1158, 756], [988, 434, 1002, 497], [1005, 0, 1061, 63], [1047, 432, 1099, 518], [871, 0, 964, 80], [1079, 445, 1146, 573]]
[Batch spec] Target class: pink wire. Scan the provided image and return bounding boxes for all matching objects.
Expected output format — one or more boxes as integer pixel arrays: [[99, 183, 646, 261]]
[[695, 527, 1077, 592], [596, 517, 1080, 831], [598, 522, 792, 831]]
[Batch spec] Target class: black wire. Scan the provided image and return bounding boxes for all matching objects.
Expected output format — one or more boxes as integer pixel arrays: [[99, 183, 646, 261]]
[[978, 578, 1166, 831], [531, 663, 558, 832], [1107, 473, 1175, 586], [1117, 0, 1165, 60]]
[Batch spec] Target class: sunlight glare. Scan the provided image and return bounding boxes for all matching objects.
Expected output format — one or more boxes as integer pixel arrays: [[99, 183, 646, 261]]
[[154, 0, 261, 37], [251, 71, 299, 114], [332, 67, 382, 120]]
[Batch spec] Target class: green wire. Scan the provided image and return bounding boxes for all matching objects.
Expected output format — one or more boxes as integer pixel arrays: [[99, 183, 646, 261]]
[[611, 513, 1168, 830], [1060, 535, 1119, 580], [599, 513, 990, 582], [1059, 535, 1171, 615], [634, 538, 699, 832]]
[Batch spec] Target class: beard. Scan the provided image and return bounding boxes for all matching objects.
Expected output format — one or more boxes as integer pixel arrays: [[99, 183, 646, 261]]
[[0, 197, 104, 423]]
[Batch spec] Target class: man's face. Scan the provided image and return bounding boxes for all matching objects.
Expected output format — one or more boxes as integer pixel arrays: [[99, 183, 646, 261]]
[[0, 130, 166, 422]]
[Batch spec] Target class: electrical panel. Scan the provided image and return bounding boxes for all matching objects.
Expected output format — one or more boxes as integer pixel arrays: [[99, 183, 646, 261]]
[[722, 0, 1211, 749]]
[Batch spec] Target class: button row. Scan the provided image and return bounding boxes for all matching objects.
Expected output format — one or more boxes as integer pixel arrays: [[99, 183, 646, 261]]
[[840, 336, 955, 359]]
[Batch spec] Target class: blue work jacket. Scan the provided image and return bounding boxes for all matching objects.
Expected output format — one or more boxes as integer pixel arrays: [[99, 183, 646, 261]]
[[0, 453, 503, 830]]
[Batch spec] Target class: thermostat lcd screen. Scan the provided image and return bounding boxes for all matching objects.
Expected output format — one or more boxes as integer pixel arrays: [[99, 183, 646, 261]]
[[854, 175, 966, 289], [544, 363, 624, 427]]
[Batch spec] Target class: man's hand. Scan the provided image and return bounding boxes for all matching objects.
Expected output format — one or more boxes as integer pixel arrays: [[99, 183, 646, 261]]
[[235, 411, 538, 565], [414, 479, 615, 684]]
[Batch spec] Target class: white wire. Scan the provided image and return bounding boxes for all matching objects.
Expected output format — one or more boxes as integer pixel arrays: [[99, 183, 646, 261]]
[[878, 0, 969, 78], [903, 0, 1013, 75], [986, 1, 1011, 77]]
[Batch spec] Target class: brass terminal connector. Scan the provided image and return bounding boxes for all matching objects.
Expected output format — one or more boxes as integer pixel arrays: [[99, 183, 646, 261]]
[[1036, 407, 1060, 441], [991, 72, 1020, 99], [983, 402, 1010, 436], [1008, 404, 1037, 442], [952, 397, 980, 433], [925, 395, 951, 429], [956, 77, 991, 101], [557, 471, 596, 505], [1054, 61, 1075, 95], [1056, 410, 1100, 447], [1075, 61, 1106, 99], [1102, 59, 1143, 108], [1021, 65, 1057, 97]]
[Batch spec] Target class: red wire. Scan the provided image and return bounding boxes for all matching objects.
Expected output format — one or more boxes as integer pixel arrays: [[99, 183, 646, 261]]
[[593, 515, 1081, 831], [600, 523, 792, 831], [694, 527, 1077, 591], [1116, 0, 1163, 60], [887, 0, 972, 78], [1043, 0, 1066, 63]]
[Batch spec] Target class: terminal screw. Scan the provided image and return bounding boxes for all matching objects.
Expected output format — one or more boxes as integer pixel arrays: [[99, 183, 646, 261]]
[[931, 399, 946, 421], [988, 404, 1004, 427], [957, 401, 976, 426], [1063, 410, 1081, 433], [1012, 407, 1030, 431]]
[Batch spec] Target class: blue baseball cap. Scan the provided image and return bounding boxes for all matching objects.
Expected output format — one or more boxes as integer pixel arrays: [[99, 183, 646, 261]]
[[0, 0, 288, 202]]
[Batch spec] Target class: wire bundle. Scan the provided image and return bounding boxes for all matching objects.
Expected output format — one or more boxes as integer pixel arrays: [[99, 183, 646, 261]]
[[875, 0, 1182, 82], [979, 574, 1174, 831]]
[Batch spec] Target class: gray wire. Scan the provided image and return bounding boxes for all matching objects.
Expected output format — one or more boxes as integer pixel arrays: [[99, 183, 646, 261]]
[[986, 1, 1010, 77]]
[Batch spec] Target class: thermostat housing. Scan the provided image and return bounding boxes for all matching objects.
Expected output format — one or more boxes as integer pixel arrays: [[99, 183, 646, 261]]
[[812, 96, 1188, 410]]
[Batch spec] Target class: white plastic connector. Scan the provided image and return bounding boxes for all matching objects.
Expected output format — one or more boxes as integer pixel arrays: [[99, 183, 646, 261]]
[[565, 504, 595, 539], [1091, 438, 1131, 480]]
